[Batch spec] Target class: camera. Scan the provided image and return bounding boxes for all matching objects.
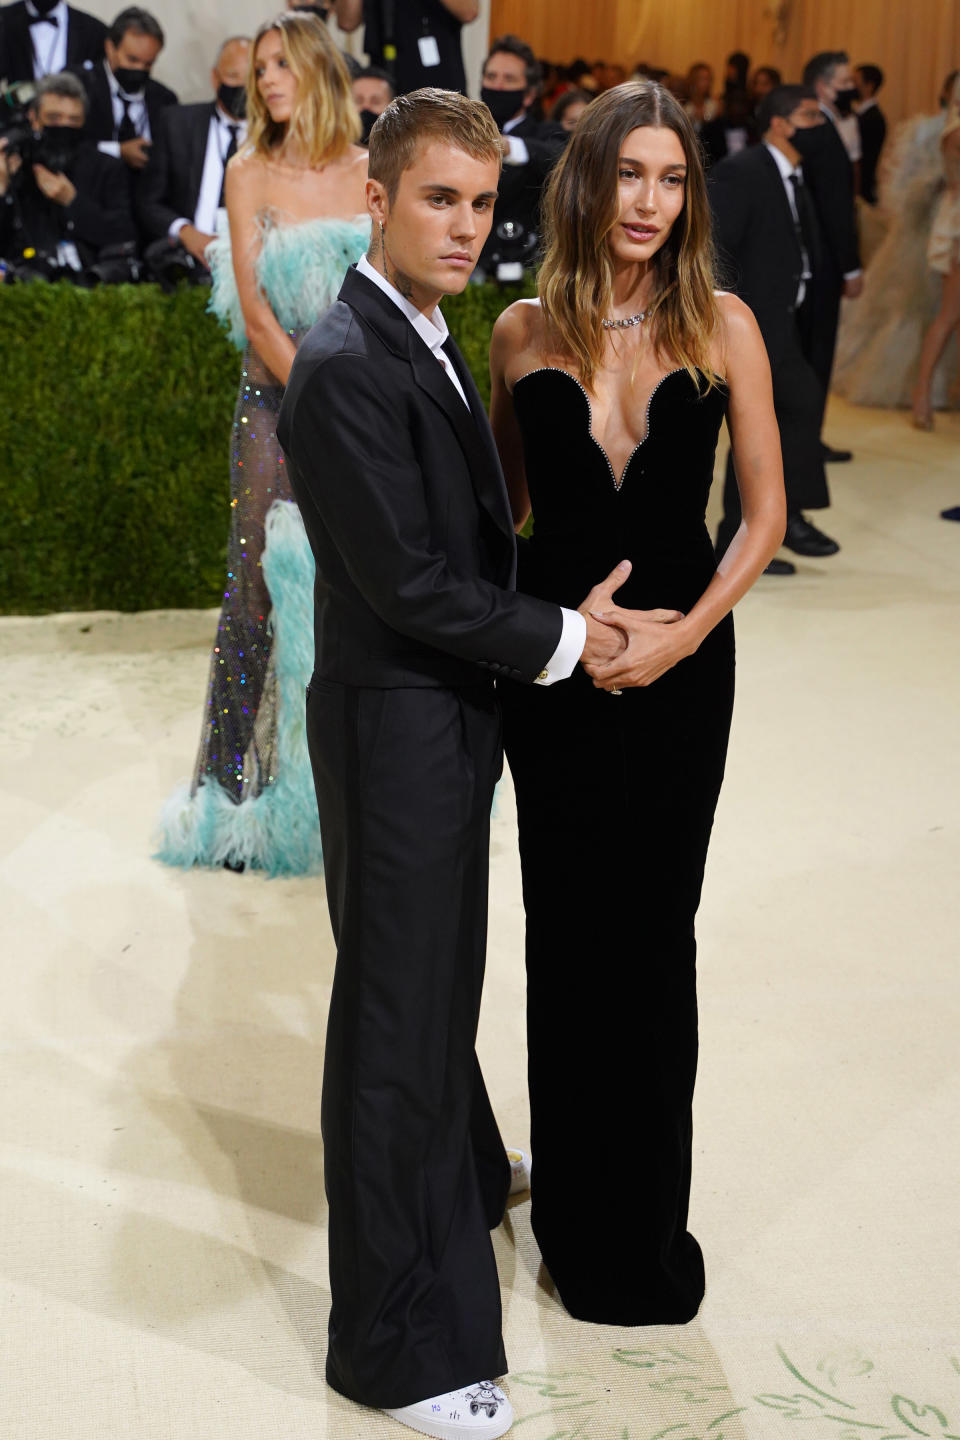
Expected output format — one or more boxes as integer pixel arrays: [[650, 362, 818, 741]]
[[483, 218, 540, 285]]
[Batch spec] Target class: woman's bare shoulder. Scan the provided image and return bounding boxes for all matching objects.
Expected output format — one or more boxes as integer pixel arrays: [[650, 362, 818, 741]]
[[492, 296, 543, 345]]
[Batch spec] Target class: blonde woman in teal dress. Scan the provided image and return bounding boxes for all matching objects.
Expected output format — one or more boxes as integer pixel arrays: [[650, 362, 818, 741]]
[[157, 12, 369, 875]]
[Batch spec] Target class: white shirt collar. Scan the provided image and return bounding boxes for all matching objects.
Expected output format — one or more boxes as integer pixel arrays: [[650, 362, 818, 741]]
[[857, 96, 877, 114], [764, 140, 800, 181], [356, 252, 452, 360], [503, 112, 525, 134]]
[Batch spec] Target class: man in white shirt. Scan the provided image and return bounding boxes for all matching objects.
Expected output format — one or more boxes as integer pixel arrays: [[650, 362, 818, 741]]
[[277, 88, 626, 1440], [477, 33, 566, 279], [138, 37, 251, 271], [67, 6, 177, 177]]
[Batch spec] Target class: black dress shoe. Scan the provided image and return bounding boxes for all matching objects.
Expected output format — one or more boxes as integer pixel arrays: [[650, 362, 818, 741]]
[[783, 514, 841, 556], [763, 557, 796, 575], [821, 444, 853, 463], [940, 505, 960, 522]]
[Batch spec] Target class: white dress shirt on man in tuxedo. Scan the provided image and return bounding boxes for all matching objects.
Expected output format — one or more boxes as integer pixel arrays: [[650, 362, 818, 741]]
[[168, 108, 246, 240], [764, 141, 813, 308], [24, 0, 67, 78], [97, 58, 150, 159]]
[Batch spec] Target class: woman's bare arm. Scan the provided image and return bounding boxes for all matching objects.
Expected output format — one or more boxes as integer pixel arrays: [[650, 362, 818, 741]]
[[489, 304, 532, 530], [225, 154, 297, 387], [587, 294, 786, 690]]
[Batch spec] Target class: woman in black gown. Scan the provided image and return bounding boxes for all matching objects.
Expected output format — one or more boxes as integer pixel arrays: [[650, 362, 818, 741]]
[[490, 81, 786, 1326]]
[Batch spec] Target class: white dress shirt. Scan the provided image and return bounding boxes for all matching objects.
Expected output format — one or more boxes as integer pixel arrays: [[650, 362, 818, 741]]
[[354, 253, 585, 685], [169, 108, 247, 240], [502, 112, 530, 167], [764, 141, 812, 307], [98, 58, 151, 160], [25, 0, 67, 78]]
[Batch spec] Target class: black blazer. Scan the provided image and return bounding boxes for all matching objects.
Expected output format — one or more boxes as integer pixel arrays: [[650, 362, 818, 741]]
[[480, 112, 566, 261], [857, 103, 887, 205], [277, 266, 562, 689], [800, 114, 860, 281], [708, 143, 816, 364], [137, 101, 216, 240], [0, 139, 135, 268], [67, 58, 178, 145], [0, 3, 105, 84]]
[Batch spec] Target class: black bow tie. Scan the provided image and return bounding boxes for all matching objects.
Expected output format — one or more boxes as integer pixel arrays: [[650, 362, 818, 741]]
[[28, 11, 59, 24]]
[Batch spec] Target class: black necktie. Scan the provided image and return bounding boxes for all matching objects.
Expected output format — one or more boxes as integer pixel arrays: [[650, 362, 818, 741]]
[[118, 98, 137, 143], [789, 170, 820, 274], [218, 125, 240, 206], [28, 11, 59, 24]]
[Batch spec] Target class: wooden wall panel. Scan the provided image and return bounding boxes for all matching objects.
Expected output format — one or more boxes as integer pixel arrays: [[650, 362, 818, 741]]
[[488, 0, 960, 127]]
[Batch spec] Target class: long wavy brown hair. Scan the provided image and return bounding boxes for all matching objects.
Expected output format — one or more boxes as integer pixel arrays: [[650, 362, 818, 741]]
[[245, 12, 360, 165], [539, 80, 722, 389]]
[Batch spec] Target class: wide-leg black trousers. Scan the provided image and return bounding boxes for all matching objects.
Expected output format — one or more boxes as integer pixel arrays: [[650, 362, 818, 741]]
[[306, 678, 511, 1409]]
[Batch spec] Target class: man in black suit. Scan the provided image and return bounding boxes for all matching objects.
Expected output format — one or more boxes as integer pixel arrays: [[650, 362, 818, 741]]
[[855, 63, 887, 205], [477, 33, 566, 280], [138, 36, 250, 272], [277, 89, 624, 1439], [0, 70, 134, 274], [333, 0, 477, 95], [0, 0, 105, 85], [799, 50, 863, 462], [711, 85, 839, 572], [68, 6, 176, 179]]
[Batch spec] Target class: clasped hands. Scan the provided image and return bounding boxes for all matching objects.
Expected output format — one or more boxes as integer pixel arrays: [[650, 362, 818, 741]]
[[578, 559, 692, 692]]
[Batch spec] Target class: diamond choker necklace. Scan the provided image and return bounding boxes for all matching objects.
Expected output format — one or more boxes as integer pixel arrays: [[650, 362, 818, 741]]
[[602, 309, 649, 330]]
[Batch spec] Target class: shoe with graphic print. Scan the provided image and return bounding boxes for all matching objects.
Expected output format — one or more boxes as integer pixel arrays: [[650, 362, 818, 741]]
[[384, 1380, 513, 1439]]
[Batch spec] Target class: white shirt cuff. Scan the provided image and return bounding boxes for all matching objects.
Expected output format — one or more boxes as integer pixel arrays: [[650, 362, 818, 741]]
[[99, 140, 121, 159], [534, 607, 586, 686], [503, 134, 529, 166], [843, 268, 862, 281], [169, 217, 189, 239]]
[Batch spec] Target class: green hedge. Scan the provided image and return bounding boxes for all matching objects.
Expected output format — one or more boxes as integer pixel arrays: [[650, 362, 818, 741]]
[[0, 278, 532, 614]]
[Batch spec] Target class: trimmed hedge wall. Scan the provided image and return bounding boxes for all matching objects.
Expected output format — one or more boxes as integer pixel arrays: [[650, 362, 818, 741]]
[[0, 278, 532, 614]]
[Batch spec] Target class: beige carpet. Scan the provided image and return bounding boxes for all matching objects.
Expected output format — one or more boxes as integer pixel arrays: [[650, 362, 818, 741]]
[[1, 397, 958, 1440]]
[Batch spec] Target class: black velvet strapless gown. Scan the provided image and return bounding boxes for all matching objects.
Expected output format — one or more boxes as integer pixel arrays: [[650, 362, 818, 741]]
[[500, 366, 735, 1326]]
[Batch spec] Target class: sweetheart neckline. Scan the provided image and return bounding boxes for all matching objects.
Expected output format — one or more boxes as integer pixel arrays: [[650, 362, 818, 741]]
[[513, 365, 691, 491]]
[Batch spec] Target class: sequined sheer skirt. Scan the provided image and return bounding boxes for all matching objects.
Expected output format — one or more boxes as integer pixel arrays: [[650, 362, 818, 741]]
[[156, 344, 322, 876]]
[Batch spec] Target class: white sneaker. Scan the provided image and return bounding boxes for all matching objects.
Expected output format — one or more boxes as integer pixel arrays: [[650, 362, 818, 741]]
[[384, 1380, 513, 1439], [506, 1148, 531, 1197]]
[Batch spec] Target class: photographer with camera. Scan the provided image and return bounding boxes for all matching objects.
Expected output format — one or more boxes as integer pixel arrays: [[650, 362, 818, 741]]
[[477, 34, 566, 282], [137, 36, 250, 286], [67, 7, 177, 177], [0, 70, 135, 281]]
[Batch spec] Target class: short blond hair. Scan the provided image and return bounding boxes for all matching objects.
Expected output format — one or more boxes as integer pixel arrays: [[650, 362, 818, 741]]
[[246, 12, 360, 165], [368, 87, 502, 202]]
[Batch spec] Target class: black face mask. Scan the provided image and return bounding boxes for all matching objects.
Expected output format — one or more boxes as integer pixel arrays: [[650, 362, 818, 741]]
[[791, 126, 827, 161], [290, 3, 328, 17], [359, 108, 379, 145], [217, 83, 246, 120], [34, 123, 85, 173], [113, 66, 149, 96], [481, 86, 526, 131], [32, 0, 60, 13], [833, 86, 858, 116]]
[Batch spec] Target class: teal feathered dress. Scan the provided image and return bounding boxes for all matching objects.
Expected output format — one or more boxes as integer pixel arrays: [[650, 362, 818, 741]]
[[156, 212, 370, 875]]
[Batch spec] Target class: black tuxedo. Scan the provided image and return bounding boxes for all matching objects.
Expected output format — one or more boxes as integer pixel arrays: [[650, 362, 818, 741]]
[[0, 2, 105, 84], [362, 0, 466, 94], [67, 58, 178, 146], [0, 139, 134, 269], [276, 266, 562, 1408], [709, 142, 829, 532], [137, 101, 217, 241], [858, 102, 887, 205], [480, 112, 565, 269], [799, 113, 860, 399]]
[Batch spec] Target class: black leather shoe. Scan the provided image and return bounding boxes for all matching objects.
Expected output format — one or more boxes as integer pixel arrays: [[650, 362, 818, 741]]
[[783, 514, 841, 556], [821, 444, 853, 463], [763, 557, 796, 575], [940, 505, 960, 522]]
